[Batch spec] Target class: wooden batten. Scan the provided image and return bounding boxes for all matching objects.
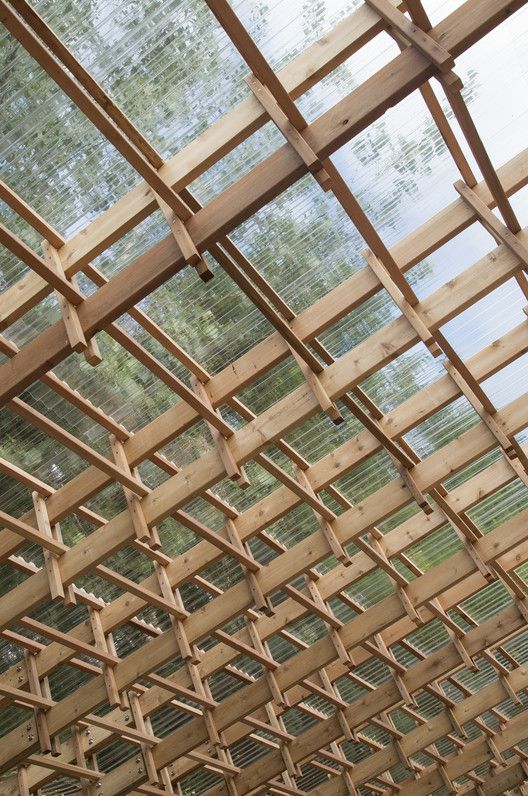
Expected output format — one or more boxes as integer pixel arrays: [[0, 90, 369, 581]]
[[1, 0, 528, 791], [245, 74, 331, 191], [363, 248, 440, 356], [154, 191, 213, 281], [365, 0, 454, 71], [32, 491, 65, 601], [190, 376, 250, 487]]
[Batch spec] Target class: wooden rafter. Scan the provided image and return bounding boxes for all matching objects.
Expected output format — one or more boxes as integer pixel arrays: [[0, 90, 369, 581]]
[[1, 0, 528, 793]]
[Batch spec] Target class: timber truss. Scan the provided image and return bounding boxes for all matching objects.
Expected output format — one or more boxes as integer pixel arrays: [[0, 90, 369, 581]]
[[1, 0, 528, 794]]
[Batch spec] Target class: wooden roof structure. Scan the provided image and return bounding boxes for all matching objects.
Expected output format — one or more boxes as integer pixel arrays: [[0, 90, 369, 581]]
[[1, 0, 528, 793]]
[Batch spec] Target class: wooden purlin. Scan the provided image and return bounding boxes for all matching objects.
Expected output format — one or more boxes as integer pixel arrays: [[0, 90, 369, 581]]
[[5, 344, 528, 776], [7, 580, 528, 796], [2, 0, 525, 403], [2, 0, 528, 792]]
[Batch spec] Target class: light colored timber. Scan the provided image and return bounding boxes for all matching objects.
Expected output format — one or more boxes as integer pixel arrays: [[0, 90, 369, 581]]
[[3, 397, 528, 772], [0, 144, 527, 572], [0, 0, 407, 328], [1, 274, 527, 702], [1, 173, 526, 571], [1, 0, 528, 788], [0, 0, 521, 401], [0, 315, 526, 758], [1, 222, 527, 633]]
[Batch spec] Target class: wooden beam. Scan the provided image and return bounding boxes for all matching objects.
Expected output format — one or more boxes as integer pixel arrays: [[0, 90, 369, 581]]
[[0, 222, 83, 307], [0, 0, 520, 402], [365, 0, 454, 70]]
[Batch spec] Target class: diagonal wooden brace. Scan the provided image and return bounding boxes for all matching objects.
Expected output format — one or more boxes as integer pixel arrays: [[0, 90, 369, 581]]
[[245, 74, 331, 192], [288, 346, 344, 425], [365, 0, 454, 71], [190, 376, 250, 487], [41, 239, 102, 365], [363, 248, 440, 356], [153, 191, 213, 282]]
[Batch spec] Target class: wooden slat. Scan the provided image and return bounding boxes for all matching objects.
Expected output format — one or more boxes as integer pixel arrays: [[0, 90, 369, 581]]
[[365, 0, 454, 70], [0, 222, 83, 305], [1, 1, 528, 790]]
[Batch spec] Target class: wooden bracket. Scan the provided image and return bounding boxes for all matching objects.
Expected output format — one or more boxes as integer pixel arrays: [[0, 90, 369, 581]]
[[154, 562, 199, 663], [109, 434, 155, 544], [88, 606, 121, 709], [32, 491, 64, 601], [190, 376, 250, 487], [365, 0, 454, 71], [41, 239, 102, 365], [245, 74, 331, 191], [363, 248, 440, 355], [154, 191, 213, 281]]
